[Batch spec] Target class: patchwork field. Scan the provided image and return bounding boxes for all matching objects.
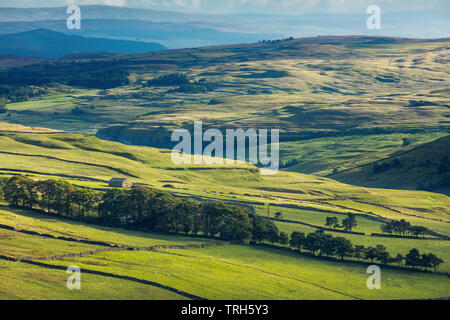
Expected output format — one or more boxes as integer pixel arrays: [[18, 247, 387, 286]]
[[1, 38, 449, 181], [0, 206, 449, 300], [0, 36, 449, 300]]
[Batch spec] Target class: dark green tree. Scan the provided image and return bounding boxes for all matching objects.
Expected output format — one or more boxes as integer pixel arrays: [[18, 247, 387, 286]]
[[325, 216, 339, 229], [364, 247, 377, 263], [279, 232, 289, 246], [2, 176, 37, 208], [274, 212, 283, 220], [289, 231, 306, 252], [394, 253, 404, 267], [334, 237, 354, 261], [427, 253, 444, 273], [405, 248, 421, 269], [342, 213, 357, 232], [354, 245, 365, 261]]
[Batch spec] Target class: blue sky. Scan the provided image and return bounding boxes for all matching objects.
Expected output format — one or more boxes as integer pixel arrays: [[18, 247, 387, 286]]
[[3, 0, 450, 15]]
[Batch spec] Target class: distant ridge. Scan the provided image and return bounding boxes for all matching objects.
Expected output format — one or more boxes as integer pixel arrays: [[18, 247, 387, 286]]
[[331, 135, 450, 195], [0, 29, 167, 58]]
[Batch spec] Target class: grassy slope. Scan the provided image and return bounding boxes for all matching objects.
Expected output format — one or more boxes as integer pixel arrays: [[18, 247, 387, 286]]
[[274, 221, 450, 273], [0, 125, 449, 279], [0, 206, 448, 300], [0, 260, 187, 300], [280, 132, 448, 176], [331, 135, 450, 194], [0, 205, 220, 248], [0, 127, 448, 222], [56, 246, 450, 300], [1, 38, 448, 175]]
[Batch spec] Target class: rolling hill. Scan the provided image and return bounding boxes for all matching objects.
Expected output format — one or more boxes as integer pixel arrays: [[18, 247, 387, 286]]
[[330, 135, 450, 195], [0, 122, 449, 299], [1, 205, 448, 300], [0, 19, 275, 50], [0, 5, 449, 301], [0, 29, 166, 58], [1, 35, 448, 177]]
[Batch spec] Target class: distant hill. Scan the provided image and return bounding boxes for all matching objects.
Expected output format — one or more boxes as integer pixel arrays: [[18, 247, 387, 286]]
[[0, 19, 276, 50], [0, 29, 166, 58], [0, 5, 449, 45], [330, 135, 450, 195], [0, 55, 46, 68]]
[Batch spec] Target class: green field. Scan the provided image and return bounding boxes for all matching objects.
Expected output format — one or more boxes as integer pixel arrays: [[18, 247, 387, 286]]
[[0, 260, 187, 300], [2, 39, 449, 177], [0, 206, 449, 300], [0, 36, 449, 300]]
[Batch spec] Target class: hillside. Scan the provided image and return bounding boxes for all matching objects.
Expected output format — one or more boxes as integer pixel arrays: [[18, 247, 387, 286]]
[[0, 29, 166, 58], [0, 19, 274, 50], [0, 36, 448, 175], [330, 135, 450, 195], [0, 5, 448, 302], [0, 122, 449, 299], [1, 205, 449, 300], [0, 122, 449, 235], [0, 122, 448, 217], [0, 55, 46, 68]]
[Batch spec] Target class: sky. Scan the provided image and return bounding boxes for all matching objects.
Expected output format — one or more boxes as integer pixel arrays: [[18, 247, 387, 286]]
[[2, 0, 449, 15]]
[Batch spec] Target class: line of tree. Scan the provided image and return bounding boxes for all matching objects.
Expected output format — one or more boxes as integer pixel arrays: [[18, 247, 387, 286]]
[[144, 73, 217, 93], [325, 213, 358, 231], [381, 219, 430, 238], [0, 176, 279, 242], [0, 85, 48, 103], [0, 176, 444, 272], [258, 37, 294, 44], [285, 230, 443, 272], [0, 61, 129, 89]]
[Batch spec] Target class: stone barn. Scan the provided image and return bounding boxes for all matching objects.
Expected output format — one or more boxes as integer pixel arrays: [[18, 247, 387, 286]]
[[108, 178, 133, 188]]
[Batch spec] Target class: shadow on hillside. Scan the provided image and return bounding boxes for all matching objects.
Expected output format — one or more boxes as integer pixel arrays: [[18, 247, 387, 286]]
[[0, 204, 214, 245]]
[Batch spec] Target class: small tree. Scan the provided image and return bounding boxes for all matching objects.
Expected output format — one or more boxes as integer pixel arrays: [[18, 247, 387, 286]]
[[354, 245, 365, 261], [381, 223, 393, 234], [279, 232, 289, 246], [374, 245, 392, 265], [409, 226, 429, 238], [420, 254, 432, 271], [274, 212, 283, 220], [342, 213, 357, 232], [364, 247, 377, 263], [289, 231, 305, 252], [405, 248, 421, 269], [427, 253, 444, 273], [334, 237, 354, 261], [304, 230, 325, 256], [394, 253, 404, 267], [325, 216, 339, 229], [268, 229, 280, 245]]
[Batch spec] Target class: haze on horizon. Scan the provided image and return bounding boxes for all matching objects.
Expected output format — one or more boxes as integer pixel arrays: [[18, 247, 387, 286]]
[[0, 0, 448, 45], [2, 0, 449, 15]]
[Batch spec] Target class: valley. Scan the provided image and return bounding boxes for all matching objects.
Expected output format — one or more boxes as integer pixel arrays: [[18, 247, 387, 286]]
[[0, 33, 448, 300]]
